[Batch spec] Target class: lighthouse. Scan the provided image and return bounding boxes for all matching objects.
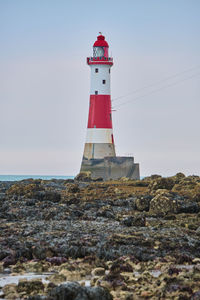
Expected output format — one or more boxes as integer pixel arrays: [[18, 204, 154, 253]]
[[82, 34, 115, 160], [81, 34, 140, 180]]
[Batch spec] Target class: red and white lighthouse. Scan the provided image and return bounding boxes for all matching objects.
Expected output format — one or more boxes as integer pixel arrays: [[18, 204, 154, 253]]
[[82, 34, 116, 160], [80, 34, 140, 180]]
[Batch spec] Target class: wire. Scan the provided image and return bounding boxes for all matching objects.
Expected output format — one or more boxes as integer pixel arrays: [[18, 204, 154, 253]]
[[113, 72, 200, 109], [112, 65, 200, 102]]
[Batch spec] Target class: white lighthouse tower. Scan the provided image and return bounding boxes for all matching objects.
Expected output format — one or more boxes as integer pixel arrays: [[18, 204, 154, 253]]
[[81, 34, 140, 180]]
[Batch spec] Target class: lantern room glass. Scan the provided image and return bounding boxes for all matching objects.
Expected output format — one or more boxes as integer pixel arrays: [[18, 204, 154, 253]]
[[93, 47, 109, 58]]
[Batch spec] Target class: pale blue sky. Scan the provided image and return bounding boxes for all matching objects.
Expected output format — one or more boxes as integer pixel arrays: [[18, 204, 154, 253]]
[[0, 0, 200, 176]]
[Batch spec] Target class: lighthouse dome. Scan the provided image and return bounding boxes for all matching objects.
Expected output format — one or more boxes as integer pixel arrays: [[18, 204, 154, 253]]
[[93, 34, 109, 47]]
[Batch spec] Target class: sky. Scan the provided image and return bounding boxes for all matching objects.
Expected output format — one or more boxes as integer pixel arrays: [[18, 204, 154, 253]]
[[0, 0, 200, 176]]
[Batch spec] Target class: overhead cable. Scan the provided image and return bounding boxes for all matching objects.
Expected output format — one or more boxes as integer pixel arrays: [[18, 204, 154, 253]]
[[113, 72, 200, 109]]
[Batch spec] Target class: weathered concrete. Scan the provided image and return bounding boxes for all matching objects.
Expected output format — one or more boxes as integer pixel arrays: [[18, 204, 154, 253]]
[[83, 143, 116, 160], [80, 156, 140, 180]]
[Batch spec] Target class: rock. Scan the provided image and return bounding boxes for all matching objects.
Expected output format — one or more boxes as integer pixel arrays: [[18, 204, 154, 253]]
[[6, 183, 44, 198], [17, 279, 44, 294], [143, 175, 162, 182], [175, 254, 193, 264], [46, 257, 67, 265], [172, 176, 200, 200], [192, 258, 200, 264], [2, 255, 16, 267], [177, 200, 199, 214], [37, 191, 61, 202], [49, 282, 113, 300], [135, 195, 152, 211], [148, 177, 175, 193], [2, 284, 19, 300], [75, 172, 92, 182], [196, 226, 200, 234], [120, 177, 130, 182], [149, 189, 199, 215], [192, 291, 200, 299], [67, 184, 80, 193], [48, 273, 67, 284], [26, 199, 38, 206], [96, 207, 114, 219], [171, 172, 186, 182], [124, 294, 135, 300], [149, 190, 179, 215], [0, 192, 6, 200], [122, 215, 145, 227], [110, 259, 133, 273], [91, 267, 105, 276]]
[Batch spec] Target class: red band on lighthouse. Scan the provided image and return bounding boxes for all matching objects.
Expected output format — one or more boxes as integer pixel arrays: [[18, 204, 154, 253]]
[[88, 95, 112, 129]]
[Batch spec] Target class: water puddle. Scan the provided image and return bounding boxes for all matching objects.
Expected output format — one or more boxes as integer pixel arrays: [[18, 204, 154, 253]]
[[0, 272, 52, 288], [150, 270, 162, 277], [133, 270, 162, 278]]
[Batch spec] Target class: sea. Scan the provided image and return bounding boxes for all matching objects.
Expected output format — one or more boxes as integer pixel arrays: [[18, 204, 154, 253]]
[[0, 175, 74, 181]]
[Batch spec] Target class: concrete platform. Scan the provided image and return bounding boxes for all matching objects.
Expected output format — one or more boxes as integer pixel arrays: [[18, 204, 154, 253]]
[[80, 156, 140, 180]]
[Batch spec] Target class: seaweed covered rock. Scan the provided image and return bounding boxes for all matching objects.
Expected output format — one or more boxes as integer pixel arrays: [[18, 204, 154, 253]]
[[6, 183, 44, 198], [17, 279, 44, 295], [122, 215, 146, 227], [149, 190, 178, 215], [49, 282, 113, 300], [67, 183, 80, 193], [148, 177, 175, 193], [75, 172, 92, 182], [172, 175, 200, 201], [170, 172, 186, 183], [149, 189, 199, 215], [135, 195, 152, 211]]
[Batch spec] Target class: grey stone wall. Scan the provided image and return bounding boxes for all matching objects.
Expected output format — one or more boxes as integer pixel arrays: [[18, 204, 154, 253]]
[[80, 156, 140, 180]]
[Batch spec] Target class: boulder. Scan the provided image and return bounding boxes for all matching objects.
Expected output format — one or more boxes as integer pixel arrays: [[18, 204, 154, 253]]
[[49, 282, 113, 300], [172, 176, 200, 201], [2, 284, 19, 300], [75, 172, 92, 182], [17, 279, 44, 294], [122, 215, 146, 227], [149, 189, 200, 215], [149, 190, 179, 215], [177, 200, 199, 214], [6, 183, 44, 198], [135, 195, 152, 211], [170, 172, 185, 183], [67, 184, 80, 193], [34, 191, 61, 202], [148, 177, 175, 193]]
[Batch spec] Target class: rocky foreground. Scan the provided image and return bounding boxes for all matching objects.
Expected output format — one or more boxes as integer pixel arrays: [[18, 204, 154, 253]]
[[0, 173, 200, 299]]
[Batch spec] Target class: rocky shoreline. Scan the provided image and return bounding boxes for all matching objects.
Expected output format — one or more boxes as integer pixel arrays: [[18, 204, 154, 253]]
[[0, 173, 200, 299]]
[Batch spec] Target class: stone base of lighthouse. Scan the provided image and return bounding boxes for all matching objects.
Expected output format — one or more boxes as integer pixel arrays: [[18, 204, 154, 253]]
[[80, 156, 140, 180]]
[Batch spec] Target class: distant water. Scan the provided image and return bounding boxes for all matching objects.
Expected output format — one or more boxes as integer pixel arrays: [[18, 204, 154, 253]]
[[0, 175, 74, 182]]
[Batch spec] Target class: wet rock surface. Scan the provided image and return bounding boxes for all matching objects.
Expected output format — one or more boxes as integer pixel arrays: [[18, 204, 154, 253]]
[[0, 173, 200, 299]]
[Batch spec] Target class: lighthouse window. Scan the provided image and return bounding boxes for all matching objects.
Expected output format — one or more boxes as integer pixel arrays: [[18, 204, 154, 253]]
[[109, 69, 110, 73], [95, 68, 98, 73], [102, 80, 106, 84], [95, 91, 98, 95]]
